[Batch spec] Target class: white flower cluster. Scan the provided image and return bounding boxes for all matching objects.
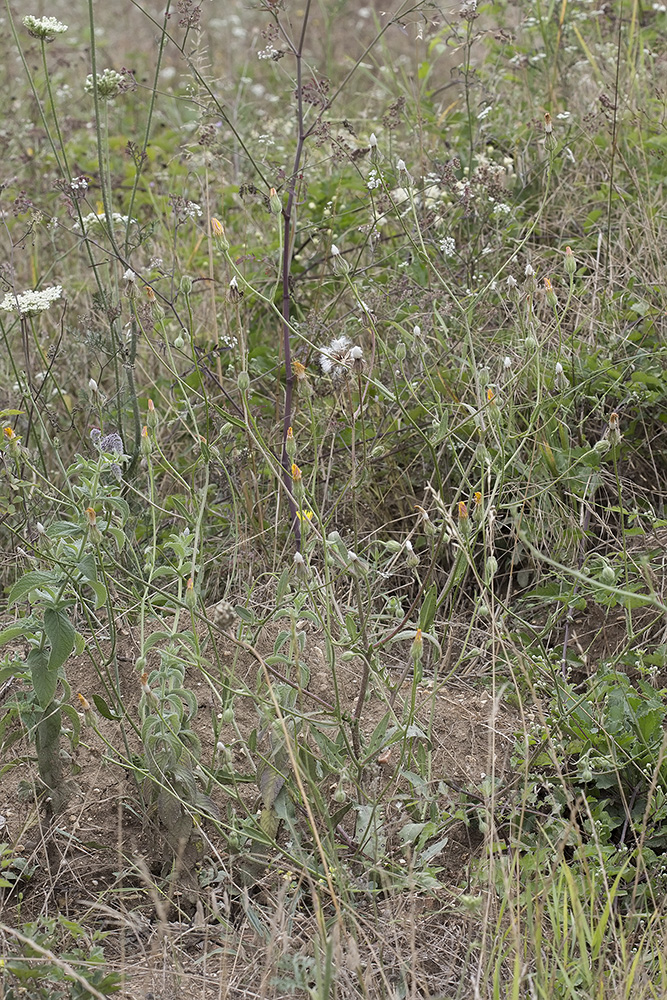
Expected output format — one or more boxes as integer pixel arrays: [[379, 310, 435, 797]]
[[1, 285, 63, 315], [182, 201, 202, 220], [439, 236, 456, 258], [23, 15, 68, 39], [367, 168, 382, 191], [78, 211, 135, 234], [84, 68, 123, 100], [257, 44, 279, 60]]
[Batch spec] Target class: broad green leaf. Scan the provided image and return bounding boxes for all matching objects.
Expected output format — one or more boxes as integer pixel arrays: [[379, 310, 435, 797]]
[[235, 606, 255, 623], [28, 648, 57, 707], [92, 694, 121, 720], [44, 608, 75, 673], [84, 578, 107, 609], [77, 553, 98, 581], [365, 711, 391, 760], [8, 571, 58, 607], [419, 583, 438, 633], [276, 566, 290, 602], [0, 623, 35, 647]]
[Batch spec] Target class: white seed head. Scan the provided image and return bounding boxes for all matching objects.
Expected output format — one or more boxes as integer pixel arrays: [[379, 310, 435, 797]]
[[369, 133, 377, 146], [350, 346, 363, 360]]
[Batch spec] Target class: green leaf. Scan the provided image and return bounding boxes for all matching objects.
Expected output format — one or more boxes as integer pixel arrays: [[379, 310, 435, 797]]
[[142, 630, 172, 652], [419, 583, 438, 633], [235, 606, 255, 623], [77, 553, 98, 581], [365, 712, 391, 760], [0, 623, 35, 647], [92, 694, 121, 721], [28, 648, 57, 708], [276, 566, 291, 602], [84, 578, 107, 609], [43, 608, 75, 673], [60, 703, 81, 747], [8, 571, 58, 607]]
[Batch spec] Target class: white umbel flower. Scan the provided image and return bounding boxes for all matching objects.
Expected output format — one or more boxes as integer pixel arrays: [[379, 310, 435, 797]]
[[84, 68, 123, 101], [23, 15, 68, 39], [1, 285, 63, 315]]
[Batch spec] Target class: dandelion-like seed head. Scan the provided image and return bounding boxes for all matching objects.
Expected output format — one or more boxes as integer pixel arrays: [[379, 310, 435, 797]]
[[319, 335, 358, 381]]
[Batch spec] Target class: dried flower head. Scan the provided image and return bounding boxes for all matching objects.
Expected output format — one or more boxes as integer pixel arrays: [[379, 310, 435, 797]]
[[319, 336, 362, 382]]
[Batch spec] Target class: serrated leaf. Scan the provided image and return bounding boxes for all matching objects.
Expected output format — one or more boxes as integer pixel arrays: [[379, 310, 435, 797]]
[[43, 608, 75, 673], [28, 648, 57, 708], [8, 571, 58, 607]]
